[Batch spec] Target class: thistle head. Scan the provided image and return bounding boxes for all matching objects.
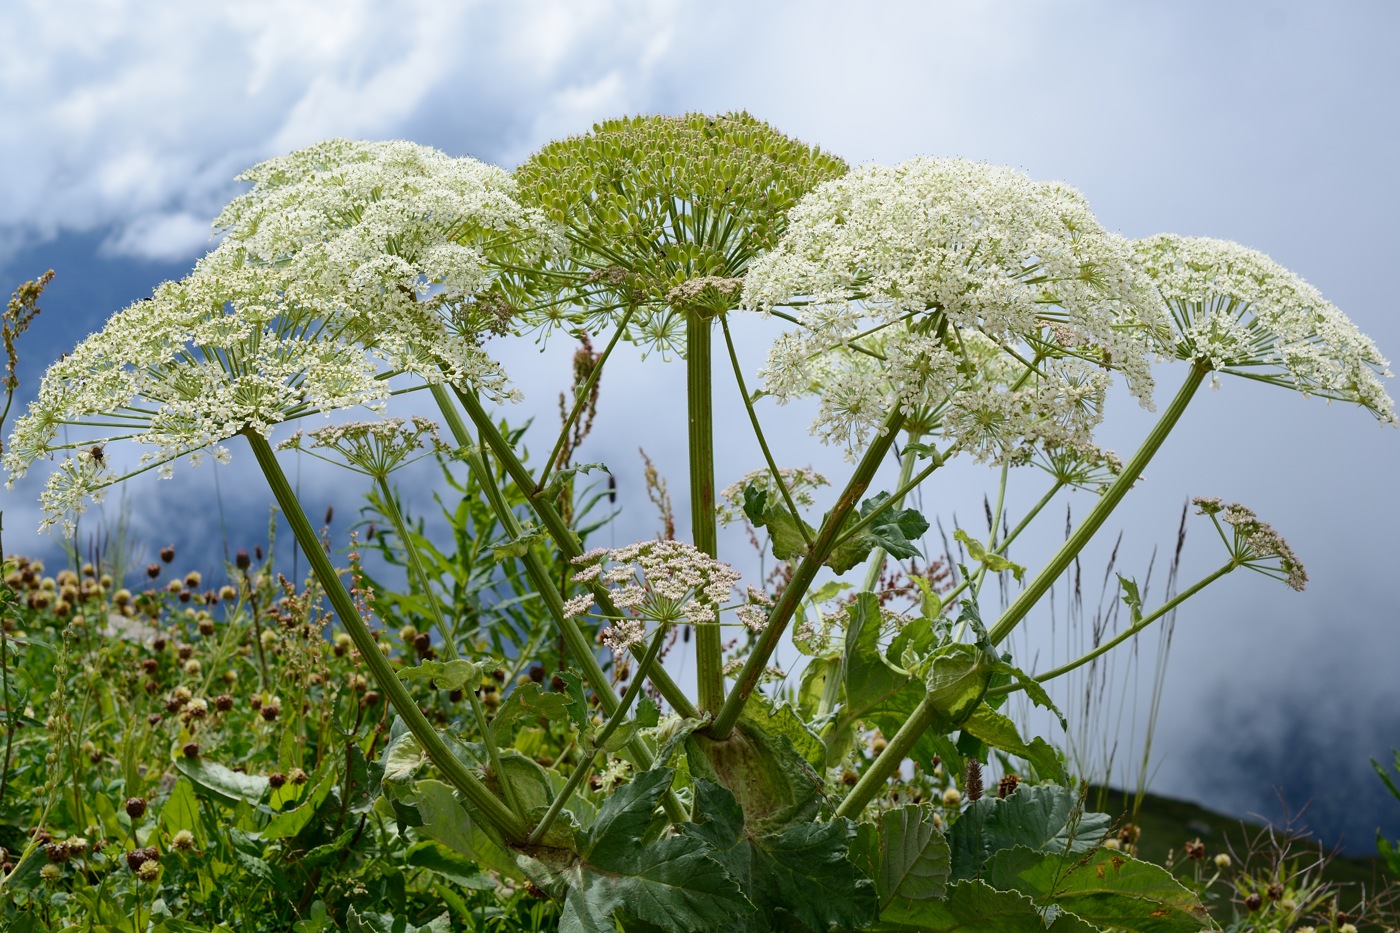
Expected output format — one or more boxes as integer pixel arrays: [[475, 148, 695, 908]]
[[1136, 234, 1395, 424], [513, 112, 847, 352]]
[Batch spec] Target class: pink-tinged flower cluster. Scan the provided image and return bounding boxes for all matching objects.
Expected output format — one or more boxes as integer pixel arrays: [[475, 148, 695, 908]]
[[566, 540, 743, 651]]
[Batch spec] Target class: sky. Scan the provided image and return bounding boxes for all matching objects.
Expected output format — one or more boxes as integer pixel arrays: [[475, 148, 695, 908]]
[[2, 0, 1397, 852]]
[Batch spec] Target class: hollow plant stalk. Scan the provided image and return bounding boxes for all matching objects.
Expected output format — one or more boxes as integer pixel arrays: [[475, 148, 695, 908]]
[[245, 430, 526, 840], [688, 308, 724, 713]]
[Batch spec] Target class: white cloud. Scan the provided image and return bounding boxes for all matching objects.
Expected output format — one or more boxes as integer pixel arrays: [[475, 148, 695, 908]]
[[0, 0, 680, 261]]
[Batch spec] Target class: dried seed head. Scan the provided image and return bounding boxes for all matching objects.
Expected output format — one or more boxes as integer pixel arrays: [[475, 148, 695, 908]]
[[124, 797, 147, 820]]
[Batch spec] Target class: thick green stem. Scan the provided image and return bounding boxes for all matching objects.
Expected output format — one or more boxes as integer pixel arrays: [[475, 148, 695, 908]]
[[710, 407, 906, 740], [987, 364, 1209, 646], [245, 430, 525, 840], [987, 561, 1235, 697], [835, 687, 942, 819], [447, 385, 696, 718], [374, 475, 456, 659], [688, 309, 723, 713], [528, 622, 669, 845]]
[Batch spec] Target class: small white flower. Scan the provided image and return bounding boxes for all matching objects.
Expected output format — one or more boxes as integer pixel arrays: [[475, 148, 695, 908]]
[[745, 158, 1166, 460], [1136, 234, 1395, 425]]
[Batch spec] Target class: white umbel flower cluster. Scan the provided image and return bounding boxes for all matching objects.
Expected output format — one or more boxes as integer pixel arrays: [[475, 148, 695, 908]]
[[1192, 496, 1308, 591], [567, 540, 743, 650], [5, 140, 555, 533], [1135, 234, 1396, 425], [744, 158, 1168, 460]]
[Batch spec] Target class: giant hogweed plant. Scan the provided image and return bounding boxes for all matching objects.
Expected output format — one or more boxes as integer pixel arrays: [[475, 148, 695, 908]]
[[5, 114, 1395, 932]]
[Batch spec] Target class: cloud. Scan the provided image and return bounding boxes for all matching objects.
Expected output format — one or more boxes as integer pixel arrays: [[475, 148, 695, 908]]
[[0, 0, 680, 262]]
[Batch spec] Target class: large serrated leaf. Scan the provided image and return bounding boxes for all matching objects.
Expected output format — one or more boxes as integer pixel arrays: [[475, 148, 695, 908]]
[[685, 780, 875, 933], [982, 845, 1212, 933], [873, 878, 1055, 932], [550, 769, 751, 933], [948, 784, 1110, 882], [851, 804, 951, 924], [742, 699, 825, 771]]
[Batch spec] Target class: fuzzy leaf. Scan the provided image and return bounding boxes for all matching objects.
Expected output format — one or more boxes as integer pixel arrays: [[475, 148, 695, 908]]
[[983, 845, 1212, 933], [851, 804, 951, 925], [545, 769, 750, 933], [948, 784, 1110, 882], [685, 780, 876, 933]]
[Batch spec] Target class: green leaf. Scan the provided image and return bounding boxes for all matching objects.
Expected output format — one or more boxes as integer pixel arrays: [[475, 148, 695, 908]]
[[262, 770, 336, 840], [741, 699, 825, 771], [687, 718, 822, 834], [743, 486, 816, 562], [845, 593, 924, 724], [685, 780, 876, 933], [398, 658, 483, 692], [1118, 574, 1144, 624], [346, 906, 452, 933], [538, 769, 751, 933], [159, 777, 202, 843], [948, 784, 1110, 882], [982, 845, 1212, 933], [960, 705, 1065, 784], [537, 462, 609, 501], [851, 804, 951, 924], [634, 694, 660, 729], [953, 529, 1025, 583], [413, 779, 519, 879], [174, 757, 269, 807], [827, 494, 930, 574], [492, 527, 546, 561], [379, 732, 427, 797], [489, 682, 569, 745], [405, 840, 497, 890], [873, 878, 1051, 933], [924, 643, 996, 726]]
